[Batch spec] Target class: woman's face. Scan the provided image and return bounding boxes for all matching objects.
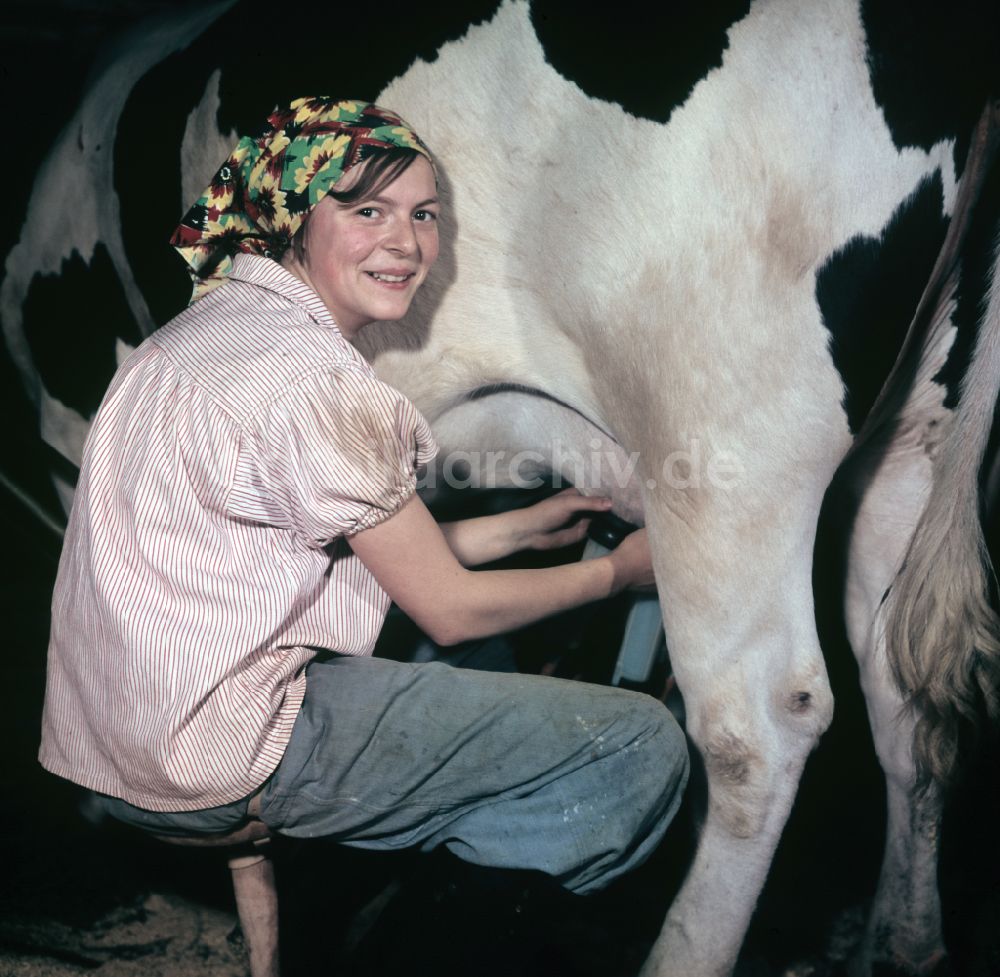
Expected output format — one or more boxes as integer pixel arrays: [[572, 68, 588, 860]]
[[286, 155, 439, 338]]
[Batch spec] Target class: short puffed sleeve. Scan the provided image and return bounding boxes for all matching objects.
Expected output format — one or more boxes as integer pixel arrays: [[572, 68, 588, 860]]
[[232, 366, 438, 546]]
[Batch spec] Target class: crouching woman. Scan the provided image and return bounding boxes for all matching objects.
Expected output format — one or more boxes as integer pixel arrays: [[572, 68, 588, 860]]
[[40, 97, 688, 897]]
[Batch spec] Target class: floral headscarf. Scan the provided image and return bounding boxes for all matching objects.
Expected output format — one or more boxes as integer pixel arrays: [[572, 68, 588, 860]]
[[170, 97, 434, 303]]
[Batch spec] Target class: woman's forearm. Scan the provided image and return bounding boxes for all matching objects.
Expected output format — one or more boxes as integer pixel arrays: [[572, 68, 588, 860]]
[[438, 510, 530, 567], [349, 494, 652, 647], [426, 558, 618, 645]]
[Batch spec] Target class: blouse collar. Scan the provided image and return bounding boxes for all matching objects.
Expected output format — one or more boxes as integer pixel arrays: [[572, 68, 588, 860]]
[[228, 253, 339, 331]]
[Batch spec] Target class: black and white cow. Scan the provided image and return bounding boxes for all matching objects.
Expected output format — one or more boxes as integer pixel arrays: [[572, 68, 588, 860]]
[[4, 1, 999, 974]]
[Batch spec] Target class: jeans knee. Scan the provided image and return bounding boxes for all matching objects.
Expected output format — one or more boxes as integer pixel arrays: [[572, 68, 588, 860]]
[[561, 697, 688, 894], [601, 693, 689, 817], [630, 698, 689, 813], [632, 691, 687, 757]]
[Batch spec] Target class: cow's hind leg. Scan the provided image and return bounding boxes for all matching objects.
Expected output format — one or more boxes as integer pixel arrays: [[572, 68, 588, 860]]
[[841, 99, 1000, 977], [852, 691, 945, 977], [638, 491, 834, 977], [841, 443, 947, 976]]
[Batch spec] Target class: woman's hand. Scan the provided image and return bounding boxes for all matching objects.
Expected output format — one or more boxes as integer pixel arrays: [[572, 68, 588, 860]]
[[607, 527, 657, 592], [514, 488, 613, 552], [438, 488, 612, 567]]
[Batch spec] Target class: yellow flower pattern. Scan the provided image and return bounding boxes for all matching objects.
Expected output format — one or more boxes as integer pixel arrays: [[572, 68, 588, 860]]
[[292, 96, 361, 124], [292, 135, 351, 196]]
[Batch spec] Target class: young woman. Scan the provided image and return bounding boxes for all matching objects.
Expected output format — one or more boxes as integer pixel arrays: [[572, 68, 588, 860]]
[[40, 98, 688, 894]]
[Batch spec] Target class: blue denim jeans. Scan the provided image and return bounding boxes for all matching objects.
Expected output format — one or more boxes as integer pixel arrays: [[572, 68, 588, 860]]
[[101, 655, 688, 894]]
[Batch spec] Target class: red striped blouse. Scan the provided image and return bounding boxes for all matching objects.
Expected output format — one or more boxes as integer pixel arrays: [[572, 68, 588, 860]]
[[39, 255, 437, 812]]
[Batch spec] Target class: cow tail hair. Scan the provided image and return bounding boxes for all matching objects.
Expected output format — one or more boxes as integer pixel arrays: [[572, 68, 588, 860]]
[[885, 224, 1000, 788]]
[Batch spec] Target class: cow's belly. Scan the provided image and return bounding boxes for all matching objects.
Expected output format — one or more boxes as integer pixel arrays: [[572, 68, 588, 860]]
[[423, 389, 646, 524]]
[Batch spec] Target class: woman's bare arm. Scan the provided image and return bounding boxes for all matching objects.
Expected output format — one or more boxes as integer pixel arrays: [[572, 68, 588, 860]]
[[348, 492, 654, 646], [437, 489, 613, 567]]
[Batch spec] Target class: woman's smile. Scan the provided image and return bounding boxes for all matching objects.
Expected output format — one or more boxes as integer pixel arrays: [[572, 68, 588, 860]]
[[366, 269, 416, 285]]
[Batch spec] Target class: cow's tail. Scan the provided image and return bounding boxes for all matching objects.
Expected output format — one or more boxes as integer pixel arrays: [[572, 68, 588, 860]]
[[850, 100, 1000, 787], [887, 229, 1000, 787]]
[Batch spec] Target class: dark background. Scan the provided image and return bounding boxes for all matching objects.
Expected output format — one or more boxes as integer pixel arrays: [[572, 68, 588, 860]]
[[1, 3, 997, 976]]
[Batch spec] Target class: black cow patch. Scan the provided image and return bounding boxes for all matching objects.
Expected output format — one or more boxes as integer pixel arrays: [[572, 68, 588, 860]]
[[115, 55, 212, 329], [22, 243, 143, 419], [859, 0, 1000, 419], [530, 0, 751, 124], [862, 0, 1000, 176], [816, 172, 949, 433], [934, 146, 1000, 409]]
